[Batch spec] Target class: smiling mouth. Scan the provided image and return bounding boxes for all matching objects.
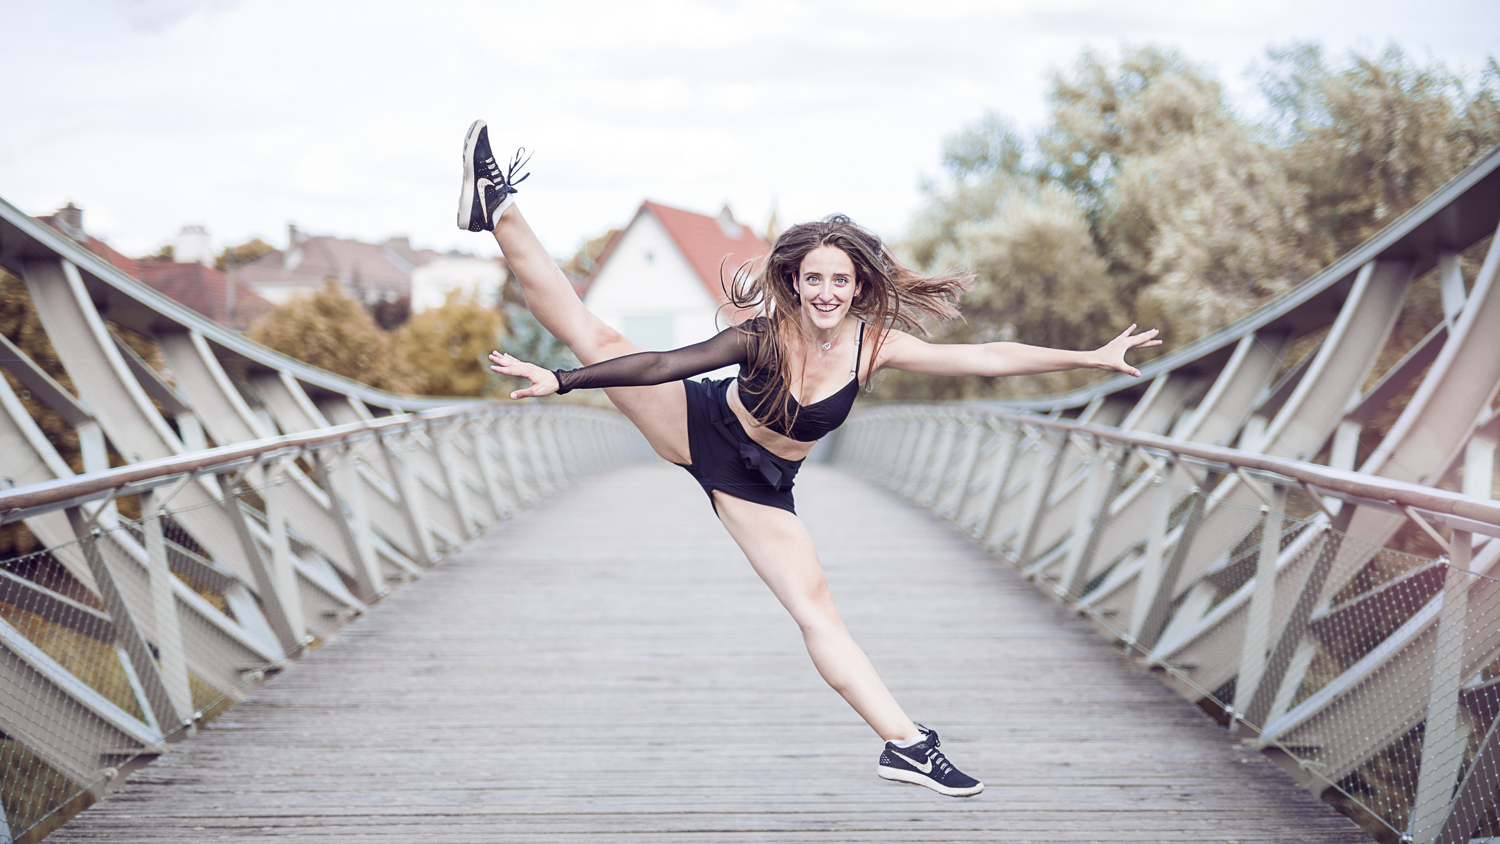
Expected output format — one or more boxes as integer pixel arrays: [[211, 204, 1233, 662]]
[[811, 302, 838, 313]]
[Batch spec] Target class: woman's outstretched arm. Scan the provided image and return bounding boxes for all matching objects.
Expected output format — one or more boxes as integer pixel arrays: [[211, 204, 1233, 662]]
[[489, 323, 751, 399], [877, 324, 1161, 379]]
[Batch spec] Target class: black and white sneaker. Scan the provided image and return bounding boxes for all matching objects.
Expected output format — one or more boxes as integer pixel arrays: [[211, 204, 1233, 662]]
[[877, 725, 983, 797], [457, 119, 531, 233]]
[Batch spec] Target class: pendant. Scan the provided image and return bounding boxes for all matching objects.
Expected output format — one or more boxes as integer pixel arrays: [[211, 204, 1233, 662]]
[[820, 341, 832, 351]]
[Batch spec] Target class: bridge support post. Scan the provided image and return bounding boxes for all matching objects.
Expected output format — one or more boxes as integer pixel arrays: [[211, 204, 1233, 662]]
[[970, 425, 1018, 543], [1242, 505, 1355, 727], [900, 416, 938, 498], [937, 418, 983, 520], [470, 418, 515, 520], [380, 431, 437, 564], [308, 446, 385, 602], [1133, 483, 1205, 651], [260, 472, 309, 644], [917, 416, 958, 507], [1059, 446, 1123, 601], [218, 481, 305, 655], [1411, 532, 1474, 843], [138, 490, 196, 735], [432, 419, 481, 538], [1431, 662, 1500, 843], [1015, 434, 1065, 565], [66, 507, 184, 736], [1231, 485, 1288, 735], [496, 415, 535, 507]]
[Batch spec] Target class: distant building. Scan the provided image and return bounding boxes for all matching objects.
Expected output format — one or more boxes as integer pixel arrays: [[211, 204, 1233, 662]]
[[37, 204, 273, 329], [583, 201, 769, 354], [410, 253, 507, 312], [233, 226, 506, 311]]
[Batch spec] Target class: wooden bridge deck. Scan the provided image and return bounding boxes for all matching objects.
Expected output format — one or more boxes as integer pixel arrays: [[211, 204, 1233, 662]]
[[47, 464, 1366, 842]]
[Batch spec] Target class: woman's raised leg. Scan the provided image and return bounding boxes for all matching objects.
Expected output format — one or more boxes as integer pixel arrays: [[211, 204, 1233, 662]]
[[711, 491, 922, 742], [487, 201, 691, 464]]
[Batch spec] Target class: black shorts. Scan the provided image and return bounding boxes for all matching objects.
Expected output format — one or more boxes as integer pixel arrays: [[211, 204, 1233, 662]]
[[677, 377, 803, 514]]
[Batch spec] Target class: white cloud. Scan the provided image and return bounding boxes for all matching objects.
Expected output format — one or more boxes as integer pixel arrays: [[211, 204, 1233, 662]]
[[0, 0, 1494, 261], [115, 0, 239, 32]]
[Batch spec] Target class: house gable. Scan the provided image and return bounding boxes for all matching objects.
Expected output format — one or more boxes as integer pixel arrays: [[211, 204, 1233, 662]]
[[584, 209, 720, 351]]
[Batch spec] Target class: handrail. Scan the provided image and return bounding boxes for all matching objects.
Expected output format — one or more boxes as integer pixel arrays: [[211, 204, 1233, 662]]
[[0, 402, 523, 520], [873, 403, 1500, 533]]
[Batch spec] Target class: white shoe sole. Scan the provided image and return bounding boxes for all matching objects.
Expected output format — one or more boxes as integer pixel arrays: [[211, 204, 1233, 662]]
[[457, 119, 484, 231], [878, 765, 984, 797]]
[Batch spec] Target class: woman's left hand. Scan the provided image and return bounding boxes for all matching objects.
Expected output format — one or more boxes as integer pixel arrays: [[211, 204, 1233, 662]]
[[488, 350, 561, 399], [1095, 324, 1162, 377]]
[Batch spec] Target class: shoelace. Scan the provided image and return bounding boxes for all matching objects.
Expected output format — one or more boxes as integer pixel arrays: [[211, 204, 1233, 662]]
[[926, 747, 955, 777], [481, 147, 533, 196]]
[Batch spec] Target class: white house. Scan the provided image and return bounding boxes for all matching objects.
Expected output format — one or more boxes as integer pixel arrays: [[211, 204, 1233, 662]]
[[583, 201, 769, 358], [410, 253, 507, 312]]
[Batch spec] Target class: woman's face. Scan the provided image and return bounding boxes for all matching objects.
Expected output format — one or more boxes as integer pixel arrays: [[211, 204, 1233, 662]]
[[794, 245, 859, 332]]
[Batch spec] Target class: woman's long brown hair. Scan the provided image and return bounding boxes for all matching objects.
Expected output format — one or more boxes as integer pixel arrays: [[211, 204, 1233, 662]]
[[722, 214, 975, 433]]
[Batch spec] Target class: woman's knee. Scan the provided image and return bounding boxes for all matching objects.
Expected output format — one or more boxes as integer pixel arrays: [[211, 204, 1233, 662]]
[[789, 579, 840, 633]]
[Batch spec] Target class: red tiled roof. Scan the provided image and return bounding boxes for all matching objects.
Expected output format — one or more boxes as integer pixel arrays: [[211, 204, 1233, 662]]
[[234, 235, 430, 295], [39, 217, 273, 328], [132, 261, 274, 329], [640, 200, 769, 304]]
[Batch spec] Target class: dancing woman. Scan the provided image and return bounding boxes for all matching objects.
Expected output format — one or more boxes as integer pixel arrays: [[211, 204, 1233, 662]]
[[459, 120, 1160, 797]]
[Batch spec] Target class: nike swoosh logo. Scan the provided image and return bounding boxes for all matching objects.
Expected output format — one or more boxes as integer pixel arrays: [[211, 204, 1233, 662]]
[[890, 749, 933, 774], [477, 177, 497, 193]]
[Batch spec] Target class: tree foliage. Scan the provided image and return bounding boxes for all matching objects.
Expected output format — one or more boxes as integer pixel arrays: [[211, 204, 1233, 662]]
[[215, 238, 276, 272], [392, 292, 507, 397], [897, 42, 1500, 401], [247, 282, 416, 393], [560, 228, 619, 279]]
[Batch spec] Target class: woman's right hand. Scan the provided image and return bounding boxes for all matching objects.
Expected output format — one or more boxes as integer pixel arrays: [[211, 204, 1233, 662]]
[[488, 350, 561, 399]]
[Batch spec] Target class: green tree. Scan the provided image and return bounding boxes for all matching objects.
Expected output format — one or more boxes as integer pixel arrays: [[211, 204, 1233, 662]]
[[560, 228, 619, 279], [1040, 46, 1227, 225], [1265, 44, 1500, 256], [903, 41, 1500, 406]]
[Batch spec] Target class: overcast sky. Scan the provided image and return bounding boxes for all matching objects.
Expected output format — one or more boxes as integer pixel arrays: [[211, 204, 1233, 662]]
[[2, 0, 1496, 263]]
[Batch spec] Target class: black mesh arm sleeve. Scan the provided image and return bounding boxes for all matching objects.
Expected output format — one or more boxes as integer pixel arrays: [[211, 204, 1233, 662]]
[[553, 324, 751, 394]]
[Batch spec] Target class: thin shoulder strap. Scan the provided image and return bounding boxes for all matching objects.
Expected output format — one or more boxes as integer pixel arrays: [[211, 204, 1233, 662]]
[[851, 321, 865, 378]]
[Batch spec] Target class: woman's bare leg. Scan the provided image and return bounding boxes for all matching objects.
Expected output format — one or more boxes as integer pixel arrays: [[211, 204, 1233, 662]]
[[712, 491, 921, 742], [491, 205, 690, 464]]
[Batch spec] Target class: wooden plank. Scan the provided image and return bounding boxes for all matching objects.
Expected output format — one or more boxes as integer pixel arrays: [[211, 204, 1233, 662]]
[[45, 465, 1366, 842]]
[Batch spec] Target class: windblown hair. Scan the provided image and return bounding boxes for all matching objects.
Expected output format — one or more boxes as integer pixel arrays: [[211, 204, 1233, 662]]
[[722, 214, 974, 433]]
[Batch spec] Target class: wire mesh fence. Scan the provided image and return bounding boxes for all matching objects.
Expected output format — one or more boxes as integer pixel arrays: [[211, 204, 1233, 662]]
[[0, 406, 643, 843], [835, 406, 1500, 844]]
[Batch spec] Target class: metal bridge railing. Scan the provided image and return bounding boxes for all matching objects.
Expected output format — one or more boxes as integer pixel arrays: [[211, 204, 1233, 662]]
[[0, 402, 643, 843], [834, 404, 1500, 844]]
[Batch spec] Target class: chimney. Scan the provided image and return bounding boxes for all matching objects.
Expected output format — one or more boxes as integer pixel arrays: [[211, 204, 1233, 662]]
[[55, 202, 85, 240], [174, 224, 212, 265], [285, 222, 304, 270], [716, 204, 743, 239]]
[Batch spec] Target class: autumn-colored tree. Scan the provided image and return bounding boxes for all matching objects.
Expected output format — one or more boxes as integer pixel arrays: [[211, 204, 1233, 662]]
[[247, 282, 415, 393], [215, 237, 276, 272], [1, 269, 84, 480], [392, 292, 507, 397]]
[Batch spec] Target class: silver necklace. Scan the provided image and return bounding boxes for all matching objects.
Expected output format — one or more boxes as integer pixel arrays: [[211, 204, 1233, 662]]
[[815, 321, 844, 352]]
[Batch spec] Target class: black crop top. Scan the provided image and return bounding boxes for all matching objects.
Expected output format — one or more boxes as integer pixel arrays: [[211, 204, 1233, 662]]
[[552, 317, 865, 442]]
